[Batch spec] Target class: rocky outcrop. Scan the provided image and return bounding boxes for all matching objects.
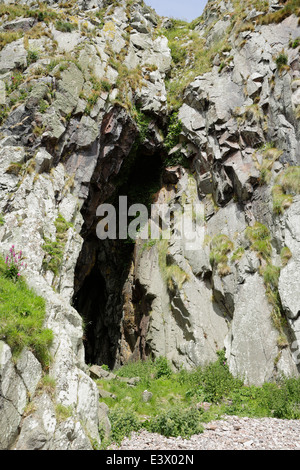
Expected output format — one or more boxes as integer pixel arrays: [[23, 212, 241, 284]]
[[0, 0, 300, 449]]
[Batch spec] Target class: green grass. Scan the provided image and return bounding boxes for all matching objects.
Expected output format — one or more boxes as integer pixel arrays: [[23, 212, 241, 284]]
[[0, 257, 53, 367], [42, 214, 73, 277], [272, 166, 300, 214], [96, 351, 300, 447], [209, 234, 234, 276], [55, 20, 78, 33], [157, 239, 189, 291], [253, 143, 283, 185], [275, 52, 289, 71], [245, 222, 272, 262], [258, 0, 300, 25]]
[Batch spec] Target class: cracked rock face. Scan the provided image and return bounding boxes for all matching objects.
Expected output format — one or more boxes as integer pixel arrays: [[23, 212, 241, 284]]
[[0, 0, 300, 450]]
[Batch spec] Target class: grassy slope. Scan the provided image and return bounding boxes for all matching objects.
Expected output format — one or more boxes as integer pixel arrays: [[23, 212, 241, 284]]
[[0, 257, 53, 367]]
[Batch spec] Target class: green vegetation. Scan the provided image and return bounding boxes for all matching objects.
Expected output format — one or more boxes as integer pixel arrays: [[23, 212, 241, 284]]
[[280, 246, 292, 266], [158, 0, 299, 108], [245, 222, 272, 262], [158, 239, 189, 291], [275, 51, 289, 71], [231, 246, 245, 263], [0, 257, 53, 367], [55, 404, 73, 423], [164, 112, 182, 152], [290, 37, 300, 49], [162, 22, 229, 109], [27, 50, 39, 65], [97, 352, 300, 447], [42, 214, 73, 277], [55, 20, 78, 33], [245, 221, 288, 345], [0, 213, 4, 226], [272, 166, 300, 215], [133, 107, 152, 145], [163, 112, 190, 167], [0, 31, 23, 50], [253, 143, 283, 185], [258, 0, 300, 26], [209, 234, 234, 277]]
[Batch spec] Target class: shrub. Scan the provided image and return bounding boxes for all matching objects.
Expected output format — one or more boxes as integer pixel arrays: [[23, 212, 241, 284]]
[[154, 356, 173, 379], [200, 350, 243, 403], [145, 405, 203, 438], [109, 406, 142, 444]]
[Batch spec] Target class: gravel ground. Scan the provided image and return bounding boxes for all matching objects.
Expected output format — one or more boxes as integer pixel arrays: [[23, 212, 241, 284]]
[[109, 416, 300, 450]]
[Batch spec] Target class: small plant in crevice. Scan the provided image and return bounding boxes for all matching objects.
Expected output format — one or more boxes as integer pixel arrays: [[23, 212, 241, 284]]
[[245, 222, 272, 263], [157, 239, 189, 291], [27, 49, 39, 65], [42, 214, 73, 278], [55, 20, 78, 33], [253, 143, 283, 185], [55, 403, 73, 423], [272, 166, 300, 215], [280, 246, 292, 267], [164, 112, 183, 153], [245, 222, 288, 347], [209, 234, 234, 277], [275, 51, 289, 71]]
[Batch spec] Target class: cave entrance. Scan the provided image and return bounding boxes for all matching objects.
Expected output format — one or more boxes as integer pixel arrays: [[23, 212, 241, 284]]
[[72, 147, 163, 369]]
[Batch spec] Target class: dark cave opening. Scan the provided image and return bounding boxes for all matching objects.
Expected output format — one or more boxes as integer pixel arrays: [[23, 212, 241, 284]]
[[72, 145, 164, 369]]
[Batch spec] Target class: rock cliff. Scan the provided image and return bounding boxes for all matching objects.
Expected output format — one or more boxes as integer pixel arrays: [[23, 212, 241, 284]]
[[0, 0, 300, 450]]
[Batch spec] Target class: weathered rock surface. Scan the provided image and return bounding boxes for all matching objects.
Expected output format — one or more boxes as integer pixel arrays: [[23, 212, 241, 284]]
[[0, 0, 300, 450]]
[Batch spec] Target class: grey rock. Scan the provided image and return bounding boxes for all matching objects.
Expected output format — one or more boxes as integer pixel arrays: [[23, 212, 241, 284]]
[[16, 349, 42, 397], [25, 82, 49, 110], [98, 402, 111, 438], [142, 390, 153, 402], [1, 17, 35, 32], [14, 393, 56, 450], [34, 148, 53, 174], [97, 388, 117, 399], [89, 365, 115, 380], [0, 80, 6, 105], [0, 342, 27, 450], [227, 273, 279, 386], [279, 260, 300, 320], [0, 39, 27, 73]]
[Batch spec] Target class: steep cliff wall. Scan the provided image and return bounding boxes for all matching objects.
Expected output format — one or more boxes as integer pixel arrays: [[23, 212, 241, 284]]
[[0, 0, 299, 449]]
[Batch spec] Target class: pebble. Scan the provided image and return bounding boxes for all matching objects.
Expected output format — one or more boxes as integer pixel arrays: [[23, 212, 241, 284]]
[[109, 415, 300, 450]]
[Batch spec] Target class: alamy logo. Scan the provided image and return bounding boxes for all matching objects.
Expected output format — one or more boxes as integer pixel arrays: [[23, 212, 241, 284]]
[[96, 196, 205, 251]]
